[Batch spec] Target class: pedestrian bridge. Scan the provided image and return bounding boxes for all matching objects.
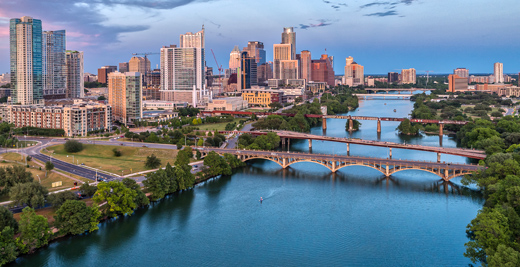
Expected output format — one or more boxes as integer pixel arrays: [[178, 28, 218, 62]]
[[197, 148, 482, 181]]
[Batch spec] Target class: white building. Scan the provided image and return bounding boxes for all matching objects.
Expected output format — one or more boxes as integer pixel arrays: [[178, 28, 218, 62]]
[[494, 62, 504, 84]]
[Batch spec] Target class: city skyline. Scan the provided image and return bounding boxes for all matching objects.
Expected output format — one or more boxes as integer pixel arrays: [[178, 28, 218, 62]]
[[0, 0, 519, 75]]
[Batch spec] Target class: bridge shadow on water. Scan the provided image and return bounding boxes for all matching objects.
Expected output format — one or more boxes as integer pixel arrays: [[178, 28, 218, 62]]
[[242, 160, 483, 202]]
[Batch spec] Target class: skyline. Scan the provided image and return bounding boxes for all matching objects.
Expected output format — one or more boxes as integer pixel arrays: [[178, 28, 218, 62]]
[[1, 0, 519, 75]]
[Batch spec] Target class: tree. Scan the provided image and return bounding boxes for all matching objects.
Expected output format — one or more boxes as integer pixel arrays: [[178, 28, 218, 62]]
[[203, 151, 231, 177], [122, 178, 149, 207], [64, 140, 84, 153], [0, 226, 18, 265], [396, 119, 419, 135], [491, 111, 504, 118], [145, 154, 161, 169], [18, 207, 51, 253], [0, 165, 33, 195], [0, 205, 18, 233], [97, 95, 106, 101], [143, 169, 170, 201], [79, 182, 97, 197], [47, 191, 78, 207], [112, 148, 122, 157], [196, 150, 202, 160], [54, 200, 101, 235], [9, 181, 48, 208], [488, 244, 520, 267], [93, 181, 137, 218], [45, 161, 54, 177]]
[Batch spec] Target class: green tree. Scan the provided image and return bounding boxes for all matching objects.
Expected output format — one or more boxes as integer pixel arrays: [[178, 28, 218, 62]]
[[112, 148, 122, 157], [122, 178, 149, 207], [93, 181, 137, 218], [145, 132, 160, 143], [9, 181, 48, 208], [143, 169, 170, 201], [18, 207, 51, 253], [145, 154, 161, 169], [196, 150, 202, 160], [0, 205, 18, 233], [0, 226, 18, 265], [488, 244, 520, 267], [47, 191, 78, 207], [45, 161, 54, 177], [224, 153, 245, 169], [203, 151, 231, 177], [64, 140, 84, 153], [54, 200, 101, 235], [79, 182, 97, 197], [0, 165, 34, 195], [396, 119, 419, 135], [97, 95, 106, 101]]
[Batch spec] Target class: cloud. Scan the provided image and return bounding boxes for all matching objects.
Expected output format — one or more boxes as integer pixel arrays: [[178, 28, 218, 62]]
[[298, 19, 332, 30], [322, 0, 347, 11], [364, 10, 398, 17], [360, 2, 391, 9]]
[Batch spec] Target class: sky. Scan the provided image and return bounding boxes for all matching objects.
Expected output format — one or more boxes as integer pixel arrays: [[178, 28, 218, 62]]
[[0, 0, 519, 75]]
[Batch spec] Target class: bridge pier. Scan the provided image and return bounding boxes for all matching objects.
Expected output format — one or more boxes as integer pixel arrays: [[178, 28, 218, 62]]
[[389, 147, 392, 158], [287, 138, 290, 151], [281, 138, 286, 148], [437, 153, 441, 163], [377, 120, 381, 133], [444, 169, 449, 181], [308, 139, 312, 149], [439, 124, 443, 136], [322, 117, 327, 130], [348, 117, 353, 131], [385, 165, 390, 176], [347, 143, 350, 156]]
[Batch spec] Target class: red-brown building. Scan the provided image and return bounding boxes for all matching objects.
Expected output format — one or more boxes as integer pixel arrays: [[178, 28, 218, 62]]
[[311, 54, 335, 87]]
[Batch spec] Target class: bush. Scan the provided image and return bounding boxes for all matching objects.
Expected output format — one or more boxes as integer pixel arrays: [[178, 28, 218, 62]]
[[64, 140, 84, 153], [113, 148, 122, 157]]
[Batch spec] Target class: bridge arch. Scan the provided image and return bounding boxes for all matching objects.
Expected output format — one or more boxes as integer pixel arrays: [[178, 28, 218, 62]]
[[335, 163, 385, 176], [285, 159, 333, 171], [242, 157, 284, 168], [390, 167, 445, 180]]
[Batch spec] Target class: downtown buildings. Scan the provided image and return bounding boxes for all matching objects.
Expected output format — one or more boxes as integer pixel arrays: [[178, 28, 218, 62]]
[[108, 71, 143, 125]]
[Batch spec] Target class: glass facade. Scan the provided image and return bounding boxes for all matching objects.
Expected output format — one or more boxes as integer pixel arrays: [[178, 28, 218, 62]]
[[43, 30, 66, 97], [125, 74, 142, 122]]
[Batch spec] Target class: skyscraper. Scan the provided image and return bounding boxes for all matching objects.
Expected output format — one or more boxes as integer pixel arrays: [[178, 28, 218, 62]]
[[343, 57, 364, 87], [10, 16, 43, 105], [179, 26, 204, 48], [237, 51, 257, 90], [280, 60, 299, 80], [65, 50, 84, 98], [129, 56, 151, 75], [273, 44, 292, 79], [281, 27, 296, 60], [454, 68, 469, 78], [388, 72, 399, 83], [97, 66, 117, 84], [401, 68, 416, 84], [243, 41, 266, 65], [42, 30, 66, 99], [108, 71, 142, 125], [300, 50, 311, 82], [494, 62, 504, 83], [119, 62, 129, 73], [311, 54, 335, 87], [229, 46, 241, 70]]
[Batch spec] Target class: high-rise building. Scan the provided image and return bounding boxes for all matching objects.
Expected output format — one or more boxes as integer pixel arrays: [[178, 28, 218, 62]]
[[388, 72, 399, 83], [237, 51, 257, 90], [281, 27, 296, 60], [401, 68, 416, 84], [454, 68, 469, 78], [243, 41, 266, 65], [129, 56, 151, 74], [273, 44, 292, 79], [160, 44, 205, 103], [343, 57, 364, 87], [97, 66, 117, 84], [108, 71, 142, 125], [257, 63, 273, 85], [448, 74, 468, 92], [280, 60, 299, 80], [494, 62, 504, 83], [42, 30, 66, 99], [229, 46, 241, 70], [119, 62, 129, 73], [300, 50, 311, 82], [311, 54, 335, 87], [10, 16, 44, 105], [179, 26, 204, 48], [65, 50, 84, 98]]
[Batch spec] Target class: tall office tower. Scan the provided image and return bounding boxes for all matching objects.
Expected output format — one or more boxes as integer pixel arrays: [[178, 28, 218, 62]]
[[300, 50, 311, 82], [343, 57, 364, 87], [388, 72, 399, 83], [42, 30, 66, 99], [494, 62, 504, 83], [281, 27, 296, 60], [119, 62, 129, 73], [454, 68, 469, 78], [311, 54, 335, 87], [129, 56, 151, 74], [401, 68, 416, 84], [280, 60, 299, 80], [243, 41, 266, 65], [108, 71, 142, 125], [273, 44, 292, 79], [97, 66, 117, 84], [180, 26, 204, 48], [229, 46, 241, 70], [160, 44, 205, 103], [65, 50, 84, 98], [10, 16, 43, 105], [237, 51, 258, 90], [257, 63, 273, 85], [448, 74, 468, 93]]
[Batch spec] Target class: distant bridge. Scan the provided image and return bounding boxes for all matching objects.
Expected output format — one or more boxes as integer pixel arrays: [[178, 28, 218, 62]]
[[364, 88, 431, 93], [197, 148, 481, 181], [219, 130, 486, 161], [353, 93, 413, 100]]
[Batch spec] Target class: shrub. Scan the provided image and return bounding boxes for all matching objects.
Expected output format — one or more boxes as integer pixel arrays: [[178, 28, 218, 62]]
[[112, 148, 122, 157], [64, 140, 84, 153]]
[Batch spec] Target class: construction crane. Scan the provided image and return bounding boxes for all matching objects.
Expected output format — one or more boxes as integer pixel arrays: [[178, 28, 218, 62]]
[[131, 52, 159, 86], [211, 49, 223, 93]]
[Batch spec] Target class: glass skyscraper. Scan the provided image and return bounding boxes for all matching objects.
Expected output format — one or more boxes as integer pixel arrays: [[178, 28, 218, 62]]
[[43, 30, 66, 98], [10, 16, 43, 105]]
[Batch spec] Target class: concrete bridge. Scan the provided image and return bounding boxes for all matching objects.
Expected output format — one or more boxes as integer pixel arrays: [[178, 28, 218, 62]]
[[364, 88, 430, 93], [197, 147, 481, 181], [219, 130, 487, 161], [353, 93, 413, 100]]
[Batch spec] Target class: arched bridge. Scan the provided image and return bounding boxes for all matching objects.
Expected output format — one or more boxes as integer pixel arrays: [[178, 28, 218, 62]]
[[197, 148, 482, 181]]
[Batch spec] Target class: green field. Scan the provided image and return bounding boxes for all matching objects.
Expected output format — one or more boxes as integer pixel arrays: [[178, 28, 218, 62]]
[[197, 118, 242, 131], [43, 144, 182, 175]]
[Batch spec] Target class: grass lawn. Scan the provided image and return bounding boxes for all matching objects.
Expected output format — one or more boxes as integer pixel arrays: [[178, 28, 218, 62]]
[[197, 118, 242, 132], [0, 153, 77, 192], [12, 198, 94, 226], [43, 144, 181, 175]]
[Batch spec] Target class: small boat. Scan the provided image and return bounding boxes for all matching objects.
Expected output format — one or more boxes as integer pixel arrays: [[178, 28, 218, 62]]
[[384, 103, 386, 105], [393, 109, 396, 112], [260, 197, 263, 202]]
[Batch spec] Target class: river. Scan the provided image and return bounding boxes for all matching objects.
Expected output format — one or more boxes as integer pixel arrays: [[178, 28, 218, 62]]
[[11, 97, 483, 266]]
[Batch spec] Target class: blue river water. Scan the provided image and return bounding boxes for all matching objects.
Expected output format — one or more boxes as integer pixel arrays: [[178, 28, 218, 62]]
[[11, 98, 483, 266]]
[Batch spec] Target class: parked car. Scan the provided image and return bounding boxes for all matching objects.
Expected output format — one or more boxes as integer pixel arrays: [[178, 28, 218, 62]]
[[120, 143, 124, 146]]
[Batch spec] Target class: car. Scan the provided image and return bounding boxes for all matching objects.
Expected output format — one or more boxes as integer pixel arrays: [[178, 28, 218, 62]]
[[142, 145, 148, 147], [81, 163, 85, 165], [64, 138, 69, 140], [120, 143, 124, 146], [193, 165, 198, 168]]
